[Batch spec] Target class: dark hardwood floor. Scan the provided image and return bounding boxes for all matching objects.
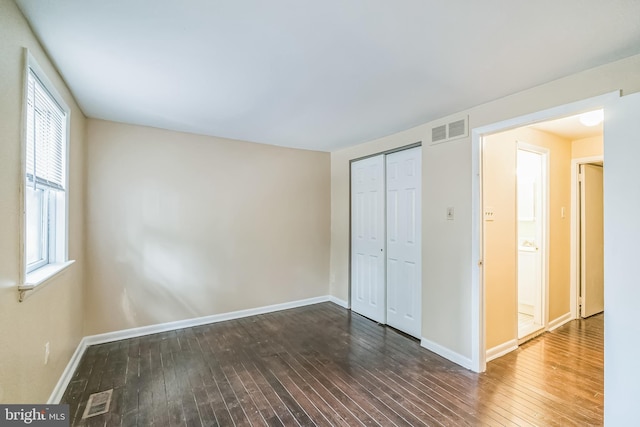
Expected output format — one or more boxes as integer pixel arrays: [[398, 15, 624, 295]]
[[62, 303, 604, 426]]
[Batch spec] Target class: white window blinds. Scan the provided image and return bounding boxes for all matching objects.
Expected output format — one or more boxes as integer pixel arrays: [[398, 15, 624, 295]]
[[26, 69, 66, 191]]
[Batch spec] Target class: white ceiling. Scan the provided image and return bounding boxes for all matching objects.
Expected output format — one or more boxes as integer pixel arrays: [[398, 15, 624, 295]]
[[15, 0, 640, 152], [529, 111, 603, 140]]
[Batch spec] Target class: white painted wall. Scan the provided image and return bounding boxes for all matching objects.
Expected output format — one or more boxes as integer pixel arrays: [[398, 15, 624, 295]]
[[603, 91, 640, 424]]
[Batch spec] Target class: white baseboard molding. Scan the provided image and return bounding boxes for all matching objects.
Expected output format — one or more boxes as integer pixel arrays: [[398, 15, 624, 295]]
[[327, 295, 349, 308], [548, 312, 574, 331], [47, 335, 89, 404], [83, 295, 333, 347], [420, 337, 473, 370], [486, 339, 518, 362], [49, 294, 342, 403]]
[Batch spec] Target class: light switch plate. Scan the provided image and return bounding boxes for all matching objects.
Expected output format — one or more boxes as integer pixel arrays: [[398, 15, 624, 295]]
[[446, 207, 455, 220]]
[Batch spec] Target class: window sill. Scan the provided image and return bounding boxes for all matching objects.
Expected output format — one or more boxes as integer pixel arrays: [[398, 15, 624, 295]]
[[19, 260, 75, 302]]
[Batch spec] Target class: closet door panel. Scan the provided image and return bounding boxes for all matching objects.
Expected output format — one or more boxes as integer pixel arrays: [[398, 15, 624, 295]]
[[386, 147, 422, 338], [351, 155, 386, 323]]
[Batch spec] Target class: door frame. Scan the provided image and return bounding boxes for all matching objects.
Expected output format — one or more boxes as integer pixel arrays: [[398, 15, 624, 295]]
[[516, 142, 549, 339], [470, 91, 620, 373], [570, 155, 604, 319]]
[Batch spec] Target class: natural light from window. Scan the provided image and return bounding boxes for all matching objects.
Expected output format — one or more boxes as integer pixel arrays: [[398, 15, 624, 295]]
[[21, 52, 73, 295]]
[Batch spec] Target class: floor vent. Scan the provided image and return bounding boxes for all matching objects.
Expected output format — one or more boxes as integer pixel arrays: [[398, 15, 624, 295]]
[[429, 116, 468, 145], [82, 389, 113, 419]]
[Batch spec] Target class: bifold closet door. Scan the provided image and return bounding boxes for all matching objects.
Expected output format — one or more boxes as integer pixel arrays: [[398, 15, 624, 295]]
[[386, 147, 422, 338], [350, 155, 386, 323]]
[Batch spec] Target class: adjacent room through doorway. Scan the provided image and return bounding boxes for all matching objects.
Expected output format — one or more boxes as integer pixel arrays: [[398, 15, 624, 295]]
[[482, 109, 604, 361]]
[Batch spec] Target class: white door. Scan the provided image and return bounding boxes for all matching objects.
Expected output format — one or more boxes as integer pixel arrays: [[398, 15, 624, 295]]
[[580, 163, 604, 317], [516, 147, 546, 337], [350, 155, 386, 323], [386, 147, 422, 338]]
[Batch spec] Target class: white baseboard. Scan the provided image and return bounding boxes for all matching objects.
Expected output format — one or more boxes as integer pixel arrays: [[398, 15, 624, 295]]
[[327, 295, 349, 308], [47, 336, 89, 404], [420, 337, 473, 370], [481, 313, 573, 367], [49, 294, 341, 403], [548, 312, 574, 331], [83, 295, 333, 346], [486, 339, 518, 362]]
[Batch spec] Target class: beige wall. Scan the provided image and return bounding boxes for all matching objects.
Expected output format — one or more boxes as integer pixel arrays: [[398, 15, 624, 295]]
[[0, 0, 86, 403], [572, 135, 603, 158], [483, 128, 571, 349], [330, 53, 640, 360], [482, 133, 517, 348], [84, 119, 330, 334]]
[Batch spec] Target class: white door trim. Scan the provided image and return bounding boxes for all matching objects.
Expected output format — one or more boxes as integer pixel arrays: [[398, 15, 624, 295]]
[[470, 90, 620, 373], [570, 155, 604, 319]]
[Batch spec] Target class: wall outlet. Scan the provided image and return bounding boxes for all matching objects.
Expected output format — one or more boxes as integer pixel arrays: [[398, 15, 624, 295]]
[[44, 342, 50, 365]]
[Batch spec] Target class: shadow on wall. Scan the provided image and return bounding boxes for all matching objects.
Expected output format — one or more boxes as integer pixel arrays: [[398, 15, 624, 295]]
[[110, 184, 255, 327]]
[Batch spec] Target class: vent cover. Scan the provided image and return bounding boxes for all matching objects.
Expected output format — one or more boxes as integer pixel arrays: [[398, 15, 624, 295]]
[[430, 116, 469, 145], [431, 125, 447, 143], [82, 389, 113, 419], [448, 119, 466, 138]]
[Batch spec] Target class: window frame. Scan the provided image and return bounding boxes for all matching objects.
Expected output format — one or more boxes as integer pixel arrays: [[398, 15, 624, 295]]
[[25, 185, 50, 273], [19, 50, 73, 295]]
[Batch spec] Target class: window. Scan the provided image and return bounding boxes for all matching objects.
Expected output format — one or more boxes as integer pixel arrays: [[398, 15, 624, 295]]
[[23, 54, 71, 286]]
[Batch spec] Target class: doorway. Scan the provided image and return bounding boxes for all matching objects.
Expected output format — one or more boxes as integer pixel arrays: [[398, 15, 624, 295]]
[[350, 145, 422, 339], [578, 162, 604, 318], [481, 132, 550, 358], [471, 92, 616, 373]]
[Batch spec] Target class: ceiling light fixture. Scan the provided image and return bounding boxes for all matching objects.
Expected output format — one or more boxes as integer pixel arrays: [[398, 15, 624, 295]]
[[579, 110, 604, 127]]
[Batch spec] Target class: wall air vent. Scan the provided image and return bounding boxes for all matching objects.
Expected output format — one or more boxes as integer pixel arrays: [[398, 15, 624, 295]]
[[431, 124, 447, 144], [429, 116, 469, 145], [448, 119, 466, 138]]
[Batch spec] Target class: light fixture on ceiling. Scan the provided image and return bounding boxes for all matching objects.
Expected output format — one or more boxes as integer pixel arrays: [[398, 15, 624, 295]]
[[579, 110, 604, 127]]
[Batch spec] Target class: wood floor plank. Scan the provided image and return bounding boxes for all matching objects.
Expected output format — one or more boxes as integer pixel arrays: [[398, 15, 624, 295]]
[[282, 310, 498, 425], [257, 314, 429, 426], [282, 312, 470, 425], [62, 303, 604, 426]]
